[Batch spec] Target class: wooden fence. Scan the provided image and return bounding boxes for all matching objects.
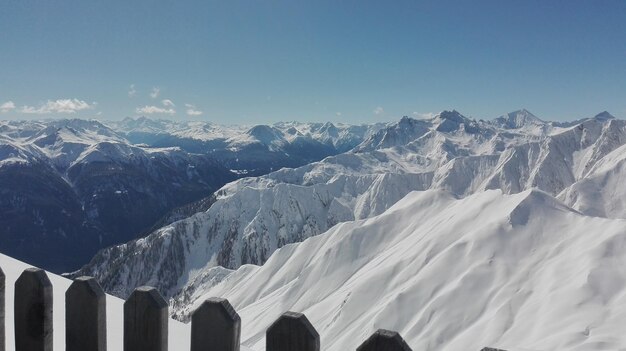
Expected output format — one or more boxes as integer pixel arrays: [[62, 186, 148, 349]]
[[0, 266, 507, 351]]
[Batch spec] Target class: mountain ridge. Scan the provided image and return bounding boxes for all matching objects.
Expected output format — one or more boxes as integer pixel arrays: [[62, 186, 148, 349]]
[[73, 110, 626, 307], [173, 188, 626, 351]]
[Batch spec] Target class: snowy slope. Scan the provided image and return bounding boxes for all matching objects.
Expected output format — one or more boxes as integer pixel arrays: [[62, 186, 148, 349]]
[[0, 253, 191, 351], [78, 110, 626, 300], [77, 111, 507, 298], [559, 137, 626, 218], [76, 170, 433, 298], [175, 189, 626, 351]]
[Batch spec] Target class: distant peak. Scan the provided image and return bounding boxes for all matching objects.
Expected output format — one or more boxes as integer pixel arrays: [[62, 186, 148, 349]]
[[494, 109, 544, 129], [594, 111, 615, 121], [432, 110, 475, 133], [512, 108, 533, 116], [246, 125, 284, 144], [513, 109, 542, 121], [247, 124, 276, 134], [398, 115, 416, 124], [396, 115, 432, 129], [437, 110, 467, 122], [319, 122, 338, 134]]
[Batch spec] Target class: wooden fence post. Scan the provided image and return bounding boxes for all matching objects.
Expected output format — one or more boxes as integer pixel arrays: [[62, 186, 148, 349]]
[[357, 329, 412, 351], [66, 276, 106, 351], [14, 268, 53, 351], [124, 286, 168, 351], [267, 311, 319, 351], [191, 297, 240, 351], [0, 266, 4, 351]]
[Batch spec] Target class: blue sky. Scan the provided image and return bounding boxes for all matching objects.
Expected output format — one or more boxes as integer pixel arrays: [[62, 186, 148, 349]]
[[1, 0, 625, 123]]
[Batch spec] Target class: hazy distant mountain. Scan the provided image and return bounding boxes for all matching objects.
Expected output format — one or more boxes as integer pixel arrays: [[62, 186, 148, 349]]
[[109, 117, 386, 176]]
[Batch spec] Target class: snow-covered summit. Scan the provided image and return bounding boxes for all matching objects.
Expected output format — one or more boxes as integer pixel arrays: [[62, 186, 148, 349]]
[[593, 111, 615, 121], [492, 109, 545, 130], [245, 124, 284, 143], [432, 109, 480, 133], [355, 116, 430, 151]]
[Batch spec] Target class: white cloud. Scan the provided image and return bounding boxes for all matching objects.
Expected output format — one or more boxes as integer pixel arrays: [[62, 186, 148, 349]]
[[128, 84, 137, 98], [150, 87, 160, 99], [336, 112, 342, 116], [21, 99, 96, 114], [135, 98, 178, 115], [185, 104, 203, 116], [412, 111, 436, 119], [0, 101, 16, 113], [135, 105, 176, 115], [373, 106, 384, 115], [162, 99, 175, 108]]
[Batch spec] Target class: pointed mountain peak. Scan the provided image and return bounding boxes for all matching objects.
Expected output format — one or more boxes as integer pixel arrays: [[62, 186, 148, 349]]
[[319, 122, 339, 135], [437, 110, 467, 122], [398, 115, 417, 125], [593, 111, 615, 121], [494, 109, 544, 129], [433, 110, 474, 133], [246, 125, 285, 144]]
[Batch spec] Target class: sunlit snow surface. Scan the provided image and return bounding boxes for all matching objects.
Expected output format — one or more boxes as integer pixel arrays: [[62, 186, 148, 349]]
[[181, 190, 626, 351]]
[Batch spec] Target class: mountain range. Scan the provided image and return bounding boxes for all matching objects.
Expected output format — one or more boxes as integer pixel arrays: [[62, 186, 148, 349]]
[[6, 109, 626, 350], [73, 109, 626, 313], [0, 118, 381, 272]]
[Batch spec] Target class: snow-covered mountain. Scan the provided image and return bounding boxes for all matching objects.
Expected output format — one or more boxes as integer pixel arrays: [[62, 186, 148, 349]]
[[0, 117, 384, 273], [0, 119, 235, 272], [491, 108, 546, 132], [75, 110, 626, 309], [10, 109, 626, 350], [558, 135, 626, 218], [172, 189, 626, 351], [108, 117, 386, 176]]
